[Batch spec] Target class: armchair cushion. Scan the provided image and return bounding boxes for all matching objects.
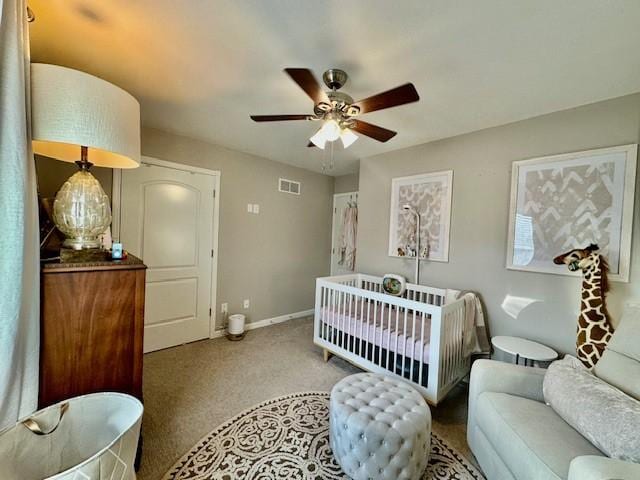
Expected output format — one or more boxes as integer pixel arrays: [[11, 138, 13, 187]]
[[476, 392, 602, 480], [467, 360, 546, 458], [544, 356, 640, 462]]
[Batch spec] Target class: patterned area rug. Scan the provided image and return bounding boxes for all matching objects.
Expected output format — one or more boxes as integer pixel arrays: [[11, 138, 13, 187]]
[[163, 392, 484, 480]]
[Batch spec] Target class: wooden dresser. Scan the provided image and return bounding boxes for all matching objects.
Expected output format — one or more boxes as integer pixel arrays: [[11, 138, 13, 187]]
[[39, 254, 146, 408]]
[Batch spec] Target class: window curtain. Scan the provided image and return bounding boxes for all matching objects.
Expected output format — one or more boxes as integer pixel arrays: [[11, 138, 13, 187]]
[[0, 0, 39, 429]]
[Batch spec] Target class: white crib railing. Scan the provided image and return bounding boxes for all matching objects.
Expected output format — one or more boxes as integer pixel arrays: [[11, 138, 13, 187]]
[[314, 274, 469, 405]]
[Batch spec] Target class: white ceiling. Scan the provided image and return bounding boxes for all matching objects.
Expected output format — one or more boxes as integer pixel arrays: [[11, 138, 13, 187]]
[[29, 0, 640, 176]]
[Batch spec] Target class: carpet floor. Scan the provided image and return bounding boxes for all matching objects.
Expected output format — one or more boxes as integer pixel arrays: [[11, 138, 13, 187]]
[[138, 317, 474, 480]]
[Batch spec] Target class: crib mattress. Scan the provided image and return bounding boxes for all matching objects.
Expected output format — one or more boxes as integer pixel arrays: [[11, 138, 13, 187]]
[[320, 302, 432, 363]]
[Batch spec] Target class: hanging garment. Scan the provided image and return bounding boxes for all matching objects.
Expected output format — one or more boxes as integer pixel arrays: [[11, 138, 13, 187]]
[[0, 0, 40, 429], [338, 205, 358, 271]]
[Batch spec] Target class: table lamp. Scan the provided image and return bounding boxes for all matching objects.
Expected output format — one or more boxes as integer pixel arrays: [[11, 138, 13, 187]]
[[31, 63, 140, 250]]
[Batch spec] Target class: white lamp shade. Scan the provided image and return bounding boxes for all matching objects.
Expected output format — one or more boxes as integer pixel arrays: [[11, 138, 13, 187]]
[[309, 129, 327, 149], [320, 120, 341, 141], [340, 128, 358, 148], [31, 63, 141, 168]]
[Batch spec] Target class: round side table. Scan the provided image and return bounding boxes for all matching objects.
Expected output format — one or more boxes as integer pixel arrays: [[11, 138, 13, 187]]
[[491, 336, 558, 367]]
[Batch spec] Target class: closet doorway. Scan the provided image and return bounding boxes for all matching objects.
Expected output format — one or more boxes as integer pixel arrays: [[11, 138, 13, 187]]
[[331, 191, 358, 275], [112, 157, 220, 353]]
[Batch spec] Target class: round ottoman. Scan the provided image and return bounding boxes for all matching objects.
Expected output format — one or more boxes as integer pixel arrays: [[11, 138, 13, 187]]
[[329, 373, 431, 480]]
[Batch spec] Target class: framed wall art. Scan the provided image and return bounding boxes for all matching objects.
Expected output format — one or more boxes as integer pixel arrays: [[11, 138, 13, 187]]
[[506, 144, 637, 281], [388, 170, 453, 262]]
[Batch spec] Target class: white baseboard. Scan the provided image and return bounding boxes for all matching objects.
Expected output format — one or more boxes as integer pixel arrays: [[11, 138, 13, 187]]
[[210, 309, 313, 339]]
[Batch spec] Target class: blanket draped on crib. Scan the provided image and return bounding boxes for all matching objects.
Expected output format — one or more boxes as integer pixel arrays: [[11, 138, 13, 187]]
[[446, 289, 490, 358]]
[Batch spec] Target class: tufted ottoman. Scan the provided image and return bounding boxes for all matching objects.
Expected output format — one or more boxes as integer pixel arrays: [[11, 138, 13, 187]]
[[329, 373, 431, 480]]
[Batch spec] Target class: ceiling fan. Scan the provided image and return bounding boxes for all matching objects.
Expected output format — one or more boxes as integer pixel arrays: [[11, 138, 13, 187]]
[[250, 68, 419, 149]]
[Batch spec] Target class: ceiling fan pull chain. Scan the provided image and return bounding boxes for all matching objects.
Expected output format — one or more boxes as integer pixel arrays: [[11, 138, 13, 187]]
[[321, 145, 327, 172], [330, 140, 335, 171]]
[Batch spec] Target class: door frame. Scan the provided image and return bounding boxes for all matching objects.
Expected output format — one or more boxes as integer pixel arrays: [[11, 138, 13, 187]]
[[330, 191, 358, 275], [112, 156, 221, 339]]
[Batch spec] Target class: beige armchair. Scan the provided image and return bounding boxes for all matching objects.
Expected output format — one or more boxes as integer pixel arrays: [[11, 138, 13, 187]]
[[467, 305, 640, 480]]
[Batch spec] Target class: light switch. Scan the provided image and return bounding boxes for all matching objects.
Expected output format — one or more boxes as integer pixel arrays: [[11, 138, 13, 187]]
[[253, 204, 260, 214], [247, 203, 253, 213]]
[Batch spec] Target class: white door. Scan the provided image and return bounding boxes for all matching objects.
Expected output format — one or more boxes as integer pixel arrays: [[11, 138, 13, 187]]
[[118, 161, 218, 352], [331, 192, 358, 275]]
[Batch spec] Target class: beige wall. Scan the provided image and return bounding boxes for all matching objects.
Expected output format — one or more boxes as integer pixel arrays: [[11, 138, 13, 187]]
[[140, 128, 333, 328], [356, 93, 640, 354], [34, 129, 334, 329], [334, 173, 359, 194]]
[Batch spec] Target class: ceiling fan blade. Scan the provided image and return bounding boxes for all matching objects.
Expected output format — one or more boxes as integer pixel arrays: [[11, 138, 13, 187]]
[[250, 114, 311, 122], [352, 83, 419, 114], [350, 120, 397, 142], [284, 68, 329, 104]]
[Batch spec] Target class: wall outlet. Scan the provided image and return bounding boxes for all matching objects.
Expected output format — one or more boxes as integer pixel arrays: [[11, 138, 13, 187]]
[[221, 302, 228, 313], [243, 299, 250, 309], [253, 204, 260, 214]]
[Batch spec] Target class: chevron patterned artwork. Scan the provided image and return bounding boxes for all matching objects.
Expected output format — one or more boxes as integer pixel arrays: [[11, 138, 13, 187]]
[[388, 170, 453, 262], [507, 145, 637, 281]]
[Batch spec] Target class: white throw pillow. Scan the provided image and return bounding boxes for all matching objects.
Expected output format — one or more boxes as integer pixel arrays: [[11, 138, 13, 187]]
[[543, 355, 640, 463]]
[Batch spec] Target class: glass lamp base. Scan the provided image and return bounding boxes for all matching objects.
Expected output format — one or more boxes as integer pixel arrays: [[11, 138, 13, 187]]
[[62, 237, 102, 250], [53, 168, 112, 250]]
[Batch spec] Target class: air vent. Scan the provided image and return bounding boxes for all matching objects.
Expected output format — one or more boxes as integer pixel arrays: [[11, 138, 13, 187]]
[[278, 178, 301, 195]]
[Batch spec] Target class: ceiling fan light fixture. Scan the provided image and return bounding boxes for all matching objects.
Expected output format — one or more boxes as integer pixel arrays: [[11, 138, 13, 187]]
[[340, 128, 358, 148], [310, 119, 341, 149], [320, 119, 341, 141], [250, 68, 417, 151]]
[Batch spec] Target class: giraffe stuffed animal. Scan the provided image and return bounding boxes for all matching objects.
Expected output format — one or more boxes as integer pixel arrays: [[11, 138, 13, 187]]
[[553, 244, 614, 369]]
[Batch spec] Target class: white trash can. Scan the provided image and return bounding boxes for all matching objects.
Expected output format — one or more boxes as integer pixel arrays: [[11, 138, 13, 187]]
[[0, 392, 143, 480], [228, 313, 246, 336]]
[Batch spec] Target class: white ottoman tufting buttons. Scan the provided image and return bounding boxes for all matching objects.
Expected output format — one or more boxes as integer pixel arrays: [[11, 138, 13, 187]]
[[329, 373, 431, 480]]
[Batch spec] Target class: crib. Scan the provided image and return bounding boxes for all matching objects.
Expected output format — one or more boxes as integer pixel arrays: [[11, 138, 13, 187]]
[[314, 274, 470, 405]]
